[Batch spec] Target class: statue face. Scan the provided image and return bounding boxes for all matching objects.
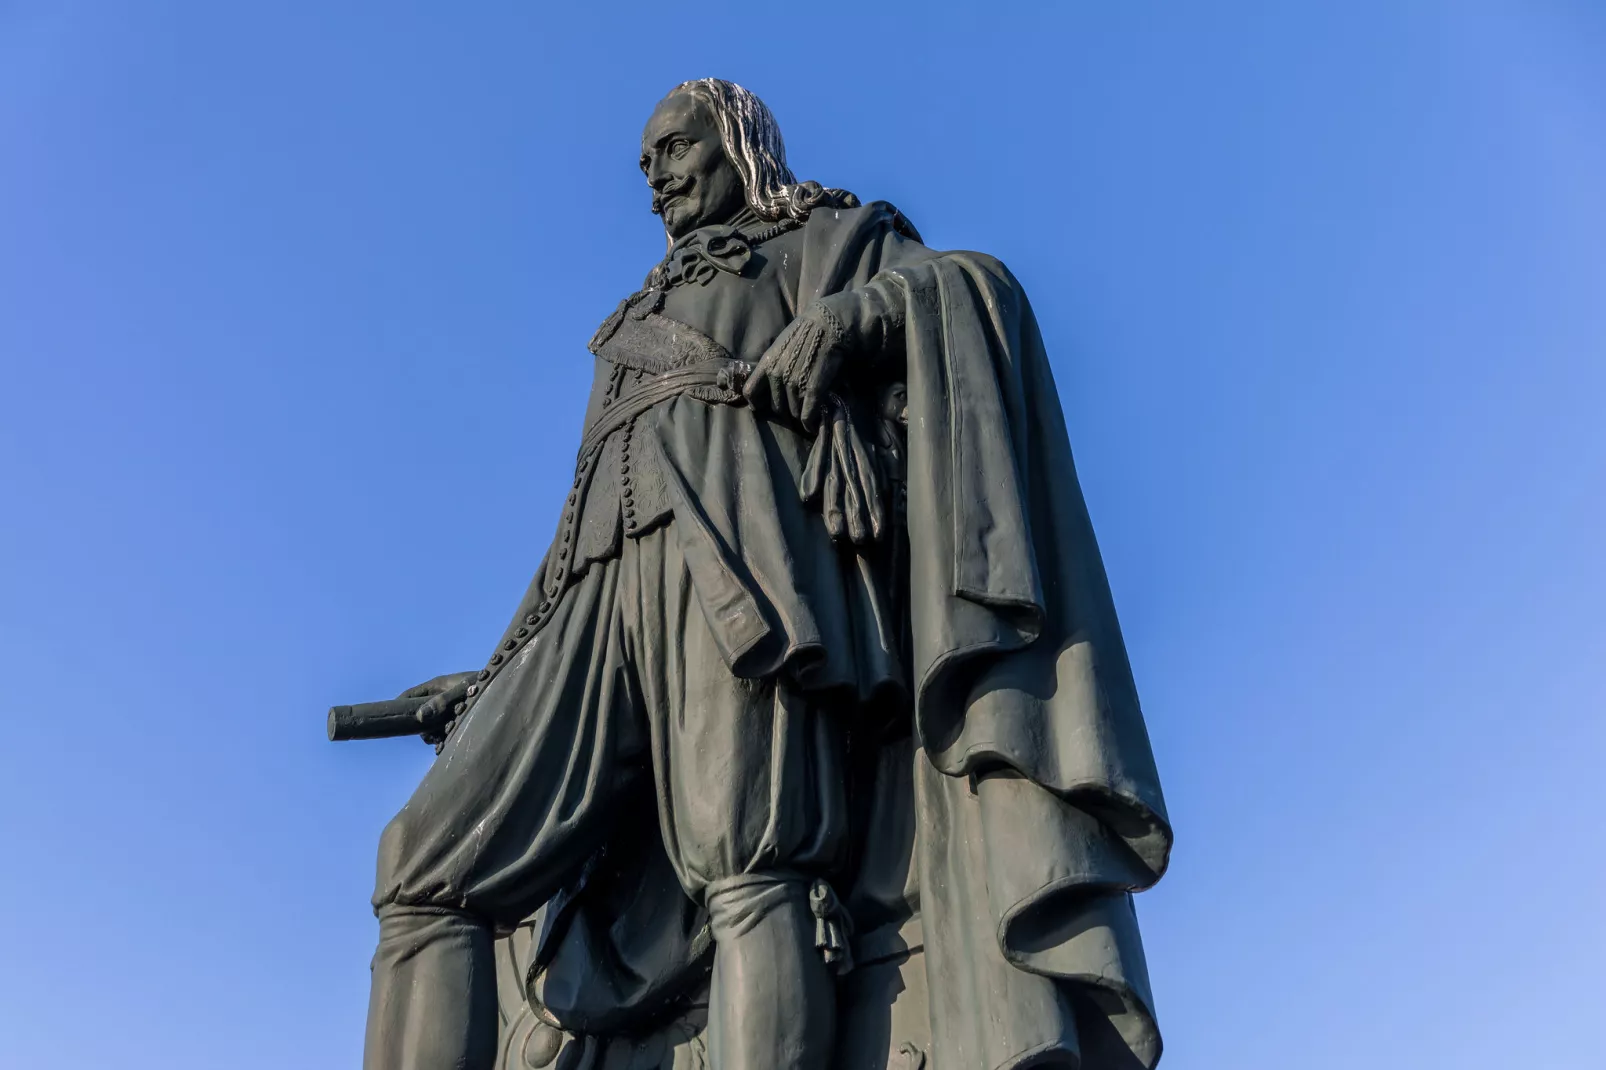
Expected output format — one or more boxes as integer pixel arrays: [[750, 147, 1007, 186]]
[[640, 92, 747, 241]]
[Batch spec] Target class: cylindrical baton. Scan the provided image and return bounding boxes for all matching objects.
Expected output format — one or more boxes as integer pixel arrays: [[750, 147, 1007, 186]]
[[327, 696, 449, 741]]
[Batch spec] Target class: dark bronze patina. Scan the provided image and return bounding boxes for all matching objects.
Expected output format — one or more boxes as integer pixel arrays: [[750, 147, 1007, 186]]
[[334, 78, 1171, 1070]]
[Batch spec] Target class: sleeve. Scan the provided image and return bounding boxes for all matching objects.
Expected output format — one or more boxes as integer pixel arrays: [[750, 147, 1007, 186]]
[[764, 202, 938, 395]]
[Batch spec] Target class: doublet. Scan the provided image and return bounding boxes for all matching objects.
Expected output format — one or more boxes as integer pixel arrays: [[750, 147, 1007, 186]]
[[464, 207, 896, 705]]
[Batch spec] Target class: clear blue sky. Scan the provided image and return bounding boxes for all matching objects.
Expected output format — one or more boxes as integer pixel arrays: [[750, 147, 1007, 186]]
[[2, 3, 1602, 1067]]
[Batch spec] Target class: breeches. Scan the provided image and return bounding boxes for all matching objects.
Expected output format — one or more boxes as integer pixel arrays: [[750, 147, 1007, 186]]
[[372, 524, 847, 923]]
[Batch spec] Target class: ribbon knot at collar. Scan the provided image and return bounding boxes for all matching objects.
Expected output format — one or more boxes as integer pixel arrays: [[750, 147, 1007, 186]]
[[660, 224, 753, 288], [592, 215, 799, 354], [590, 226, 753, 352]]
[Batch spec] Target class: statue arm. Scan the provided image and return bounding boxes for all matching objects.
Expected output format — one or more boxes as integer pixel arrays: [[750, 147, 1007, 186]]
[[740, 204, 933, 543], [745, 271, 917, 545], [743, 271, 908, 429]]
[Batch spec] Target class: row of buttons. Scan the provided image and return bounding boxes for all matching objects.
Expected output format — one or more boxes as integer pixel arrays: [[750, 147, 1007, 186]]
[[622, 368, 643, 535], [621, 424, 637, 534]]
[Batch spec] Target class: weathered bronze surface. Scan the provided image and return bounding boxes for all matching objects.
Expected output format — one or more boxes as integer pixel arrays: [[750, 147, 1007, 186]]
[[335, 78, 1171, 1070]]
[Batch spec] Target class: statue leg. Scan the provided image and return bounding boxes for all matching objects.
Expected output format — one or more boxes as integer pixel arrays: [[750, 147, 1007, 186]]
[[365, 905, 498, 1070], [625, 532, 848, 1070], [703, 874, 839, 1070], [365, 555, 646, 1070]]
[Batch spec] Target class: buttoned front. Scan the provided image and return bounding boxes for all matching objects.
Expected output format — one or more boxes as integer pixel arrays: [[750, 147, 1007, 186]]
[[566, 368, 676, 571]]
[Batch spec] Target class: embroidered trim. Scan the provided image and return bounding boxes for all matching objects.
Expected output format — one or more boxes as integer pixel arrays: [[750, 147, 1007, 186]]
[[595, 310, 735, 375]]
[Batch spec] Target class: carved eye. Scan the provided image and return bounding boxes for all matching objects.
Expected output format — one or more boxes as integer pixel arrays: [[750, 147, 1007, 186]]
[[639, 154, 650, 174], [669, 138, 691, 159]]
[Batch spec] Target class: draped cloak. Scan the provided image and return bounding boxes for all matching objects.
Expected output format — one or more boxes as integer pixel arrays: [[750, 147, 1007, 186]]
[[522, 203, 1172, 1070]]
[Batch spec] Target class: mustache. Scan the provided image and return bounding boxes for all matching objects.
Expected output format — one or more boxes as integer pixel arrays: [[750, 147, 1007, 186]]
[[650, 178, 692, 216]]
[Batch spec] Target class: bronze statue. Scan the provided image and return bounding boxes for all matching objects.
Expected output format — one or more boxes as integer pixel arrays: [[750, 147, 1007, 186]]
[[338, 78, 1171, 1070]]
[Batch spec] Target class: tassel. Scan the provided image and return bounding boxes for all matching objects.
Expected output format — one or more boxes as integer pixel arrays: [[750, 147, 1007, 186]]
[[808, 879, 855, 975]]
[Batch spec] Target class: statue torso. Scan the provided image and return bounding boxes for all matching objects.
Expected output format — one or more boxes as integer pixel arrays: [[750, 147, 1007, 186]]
[[563, 215, 812, 576], [478, 201, 919, 699]]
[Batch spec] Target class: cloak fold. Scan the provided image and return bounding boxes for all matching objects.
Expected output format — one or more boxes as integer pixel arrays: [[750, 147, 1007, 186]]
[[885, 252, 1171, 1070]]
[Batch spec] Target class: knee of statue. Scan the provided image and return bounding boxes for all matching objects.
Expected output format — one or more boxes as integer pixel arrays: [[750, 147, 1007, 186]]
[[704, 872, 853, 975], [704, 872, 809, 940]]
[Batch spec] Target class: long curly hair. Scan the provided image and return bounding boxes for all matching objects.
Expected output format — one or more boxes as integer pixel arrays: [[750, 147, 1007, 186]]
[[671, 78, 858, 223]]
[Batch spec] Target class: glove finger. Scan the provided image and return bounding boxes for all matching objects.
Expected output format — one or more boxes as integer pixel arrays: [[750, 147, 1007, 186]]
[[740, 372, 764, 410], [844, 416, 886, 542], [799, 383, 824, 433], [770, 372, 796, 417], [799, 421, 828, 503], [786, 380, 811, 428], [832, 416, 869, 545], [742, 369, 776, 414], [829, 421, 859, 542], [759, 375, 786, 417], [823, 431, 845, 538]]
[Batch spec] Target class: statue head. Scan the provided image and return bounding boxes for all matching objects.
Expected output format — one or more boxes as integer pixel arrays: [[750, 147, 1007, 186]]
[[642, 78, 856, 241]]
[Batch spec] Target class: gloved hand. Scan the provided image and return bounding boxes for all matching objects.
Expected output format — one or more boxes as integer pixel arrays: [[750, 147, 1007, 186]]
[[745, 282, 904, 431], [744, 296, 854, 432], [748, 282, 905, 544]]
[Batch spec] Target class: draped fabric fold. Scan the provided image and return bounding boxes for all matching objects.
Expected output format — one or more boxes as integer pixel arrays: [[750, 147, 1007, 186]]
[[889, 252, 1171, 1070]]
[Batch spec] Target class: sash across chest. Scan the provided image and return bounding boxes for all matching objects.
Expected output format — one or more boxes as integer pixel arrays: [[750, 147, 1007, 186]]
[[580, 311, 750, 460]]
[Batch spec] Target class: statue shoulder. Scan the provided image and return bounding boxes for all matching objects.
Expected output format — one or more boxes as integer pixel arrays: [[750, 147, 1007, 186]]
[[788, 198, 936, 297], [800, 199, 924, 246]]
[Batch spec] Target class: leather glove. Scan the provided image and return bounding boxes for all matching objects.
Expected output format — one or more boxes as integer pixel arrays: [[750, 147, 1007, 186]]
[[798, 396, 886, 545]]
